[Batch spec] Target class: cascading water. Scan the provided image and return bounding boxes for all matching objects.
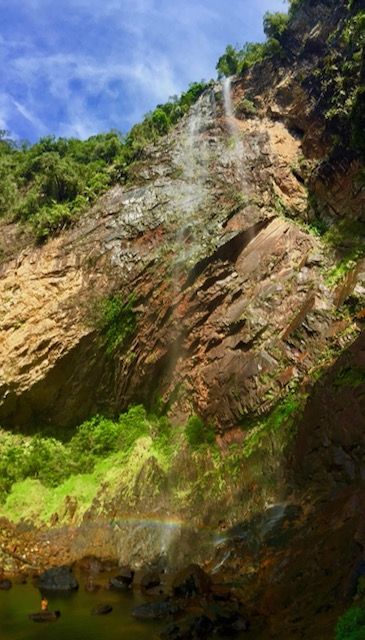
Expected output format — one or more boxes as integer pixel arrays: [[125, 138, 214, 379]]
[[223, 76, 234, 123], [222, 75, 253, 199], [170, 90, 215, 304], [222, 75, 243, 157]]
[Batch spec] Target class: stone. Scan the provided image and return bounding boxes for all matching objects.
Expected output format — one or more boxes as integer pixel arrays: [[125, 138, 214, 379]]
[[0, 579, 12, 590], [29, 611, 61, 623], [160, 615, 214, 640], [109, 566, 134, 590], [206, 603, 250, 635], [171, 564, 211, 598], [140, 571, 161, 591], [91, 603, 113, 615], [37, 566, 79, 592], [132, 600, 181, 620]]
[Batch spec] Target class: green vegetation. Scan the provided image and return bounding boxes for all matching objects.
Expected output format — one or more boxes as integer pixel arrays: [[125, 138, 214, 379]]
[[263, 12, 290, 40], [215, 4, 294, 78], [319, 219, 365, 287], [0, 405, 170, 503], [92, 294, 137, 354], [236, 98, 257, 118], [0, 391, 299, 521], [0, 81, 208, 241], [333, 365, 365, 388], [314, 7, 365, 154], [0, 131, 122, 241], [335, 605, 365, 640], [185, 415, 215, 447], [241, 393, 306, 458], [216, 40, 283, 78]]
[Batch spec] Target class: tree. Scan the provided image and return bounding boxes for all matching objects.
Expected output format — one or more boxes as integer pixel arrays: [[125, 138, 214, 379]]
[[216, 45, 241, 78], [263, 12, 290, 40]]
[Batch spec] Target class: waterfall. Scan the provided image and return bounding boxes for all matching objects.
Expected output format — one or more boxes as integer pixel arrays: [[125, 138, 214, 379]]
[[222, 75, 250, 194], [171, 89, 214, 274], [223, 76, 234, 121], [222, 75, 241, 151]]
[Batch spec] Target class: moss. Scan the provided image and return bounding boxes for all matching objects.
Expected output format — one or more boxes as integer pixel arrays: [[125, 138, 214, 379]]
[[333, 365, 365, 388]]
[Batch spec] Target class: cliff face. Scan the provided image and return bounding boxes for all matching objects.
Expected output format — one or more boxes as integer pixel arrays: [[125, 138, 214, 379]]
[[1, 0, 363, 431], [1, 0, 365, 637]]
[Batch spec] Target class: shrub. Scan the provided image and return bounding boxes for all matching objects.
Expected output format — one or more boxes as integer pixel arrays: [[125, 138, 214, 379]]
[[185, 415, 215, 447], [216, 45, 242, 78], [236, 98, 257, 117], [94, 294, 137, 354], [0, 405, 169, 502], [335, 605, 365, 640], [263, 12, 290, 40]]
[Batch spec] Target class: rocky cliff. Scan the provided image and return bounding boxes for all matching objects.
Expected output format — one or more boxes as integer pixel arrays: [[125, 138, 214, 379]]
[[1, 0, 365, 637]]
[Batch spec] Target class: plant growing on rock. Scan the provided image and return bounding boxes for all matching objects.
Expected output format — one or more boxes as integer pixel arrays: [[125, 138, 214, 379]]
[[92, 293, 137, 354]]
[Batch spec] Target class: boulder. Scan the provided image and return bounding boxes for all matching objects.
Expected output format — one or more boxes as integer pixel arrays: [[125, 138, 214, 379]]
[[171, 564, 211, 598], [109, 566, 134, 590], [29, 611, 61, 623], [160, 615, 214, 640], [206, 603, 250, 635], [0, 579, 12, 590], [91, 603, 113, 615], [37, 566, 79, 592], [140, 571, 161, 591], [133, 599, 181, 620]]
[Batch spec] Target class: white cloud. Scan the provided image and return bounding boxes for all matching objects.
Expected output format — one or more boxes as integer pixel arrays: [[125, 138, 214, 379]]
[[11, 99, 47, 135], [0, 0, 286, 140]]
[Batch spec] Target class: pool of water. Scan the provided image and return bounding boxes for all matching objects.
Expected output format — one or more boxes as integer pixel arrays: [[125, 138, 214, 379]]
[[0, 581, 164, 640]]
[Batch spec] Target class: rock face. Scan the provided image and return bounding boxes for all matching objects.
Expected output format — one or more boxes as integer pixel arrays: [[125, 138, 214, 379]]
[[1, 1, 365, 638], [0, 43, 361, 430]]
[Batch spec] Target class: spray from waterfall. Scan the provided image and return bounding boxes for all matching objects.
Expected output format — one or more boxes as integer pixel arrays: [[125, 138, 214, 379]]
[[222, 76, 242, 155]]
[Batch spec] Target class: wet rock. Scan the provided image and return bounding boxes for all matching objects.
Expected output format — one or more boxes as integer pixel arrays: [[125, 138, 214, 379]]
[[29, 611, 61, 623], [160, 614, 214, 640], [132, 599, 181, 620], [172, 564, 211, 598], [0, 579, 12, 590], [91, 603, 113, 615], [109, 566, 134, 590], [140, 571, 161, 592], [206, 603, 250, 635], [37, 566, 79, 592]]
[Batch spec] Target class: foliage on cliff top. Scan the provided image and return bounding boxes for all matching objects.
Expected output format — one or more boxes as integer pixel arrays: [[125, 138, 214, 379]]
[[215, 2, 300, 78], [0, 80, 208, 241]]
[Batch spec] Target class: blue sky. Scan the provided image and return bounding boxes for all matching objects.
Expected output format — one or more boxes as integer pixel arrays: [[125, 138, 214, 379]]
[[0, 0, 286, 142]]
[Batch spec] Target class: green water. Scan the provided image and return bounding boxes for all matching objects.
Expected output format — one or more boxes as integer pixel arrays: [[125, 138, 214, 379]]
[[0, 581, 164, 640]]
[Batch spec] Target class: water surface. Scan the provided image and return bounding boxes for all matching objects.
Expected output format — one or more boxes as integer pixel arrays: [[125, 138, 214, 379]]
[[0, 581, 163, 640]]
